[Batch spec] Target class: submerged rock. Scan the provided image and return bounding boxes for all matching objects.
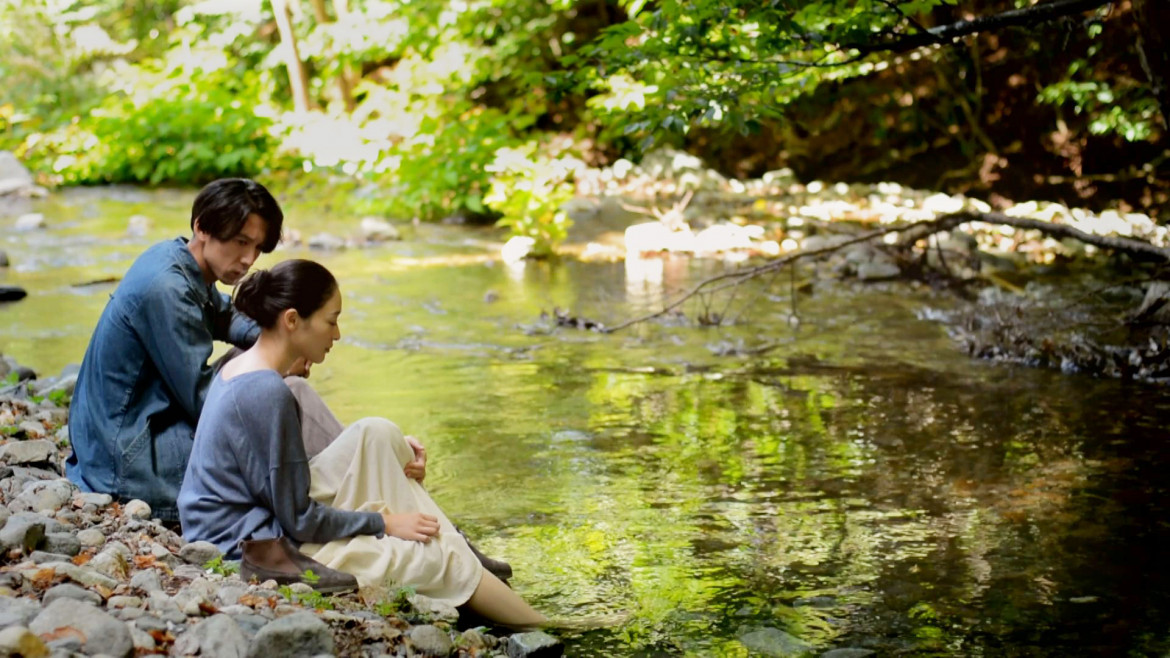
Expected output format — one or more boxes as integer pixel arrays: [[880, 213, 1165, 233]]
[[739, 627, 814, 657], [506, 630, 564, 658]]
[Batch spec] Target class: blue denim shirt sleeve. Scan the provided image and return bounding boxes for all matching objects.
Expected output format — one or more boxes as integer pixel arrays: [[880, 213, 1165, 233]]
[[210, 289, 260, 347], [137, 276, 228, 422]]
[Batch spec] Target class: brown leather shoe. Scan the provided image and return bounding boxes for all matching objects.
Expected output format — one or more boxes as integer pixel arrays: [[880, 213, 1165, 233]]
[[239, 536, 358, 594]]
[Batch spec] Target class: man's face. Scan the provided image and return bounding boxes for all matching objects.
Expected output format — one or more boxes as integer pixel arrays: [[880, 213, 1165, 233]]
[[196, 213, 268, 285]]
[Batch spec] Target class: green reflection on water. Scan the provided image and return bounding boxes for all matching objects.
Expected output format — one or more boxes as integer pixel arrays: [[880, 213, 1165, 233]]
[[5, 190, 1170, 656]]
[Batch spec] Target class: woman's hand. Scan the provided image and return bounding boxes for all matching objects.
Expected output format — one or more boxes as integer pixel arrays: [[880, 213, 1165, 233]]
[[381, 512, 440, 542], [404, 435, 427, 483]]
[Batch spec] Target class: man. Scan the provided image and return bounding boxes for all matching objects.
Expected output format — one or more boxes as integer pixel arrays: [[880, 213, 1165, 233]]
[[67, 179, 284, 521]]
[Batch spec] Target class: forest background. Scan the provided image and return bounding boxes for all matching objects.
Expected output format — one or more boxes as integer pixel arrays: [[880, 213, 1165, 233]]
[[1, 0, 1166, 254]]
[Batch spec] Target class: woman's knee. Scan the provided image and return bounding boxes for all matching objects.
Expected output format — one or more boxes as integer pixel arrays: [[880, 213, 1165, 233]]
[[351, 417, 412, 462]]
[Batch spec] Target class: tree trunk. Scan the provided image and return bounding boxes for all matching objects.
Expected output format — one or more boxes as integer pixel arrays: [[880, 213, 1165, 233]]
[[1132, 0, 1170, 131], [309, 0, 356, 112], [271, 0, 311, 113]]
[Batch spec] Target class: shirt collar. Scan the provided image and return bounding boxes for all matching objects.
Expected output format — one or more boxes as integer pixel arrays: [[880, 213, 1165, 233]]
[[172, 237, 215, 305]]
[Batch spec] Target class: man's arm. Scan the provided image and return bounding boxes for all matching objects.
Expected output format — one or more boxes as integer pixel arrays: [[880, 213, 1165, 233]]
[[136, 282, 221, 422], [211, 290, 260, 348]]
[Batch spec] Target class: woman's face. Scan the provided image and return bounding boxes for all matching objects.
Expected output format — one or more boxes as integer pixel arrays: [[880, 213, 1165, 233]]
[[294, 287, 342, 365]]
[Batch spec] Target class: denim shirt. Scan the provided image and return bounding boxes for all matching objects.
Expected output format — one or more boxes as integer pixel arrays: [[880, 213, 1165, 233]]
[[66, 238, 259, 521]]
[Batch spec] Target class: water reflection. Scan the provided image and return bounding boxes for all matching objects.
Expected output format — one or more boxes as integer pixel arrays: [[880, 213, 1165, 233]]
[[4, 191, 1170, 656]]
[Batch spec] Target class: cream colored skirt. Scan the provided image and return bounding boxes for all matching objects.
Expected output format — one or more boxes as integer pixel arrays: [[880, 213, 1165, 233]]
[[299, 417, 483, 605]]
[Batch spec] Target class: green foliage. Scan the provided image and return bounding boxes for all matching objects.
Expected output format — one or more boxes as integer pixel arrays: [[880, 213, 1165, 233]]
[[19, 65, 286, 185], [373, 585, 417, 617], [484, 142, 580, 256], [203, 555, 240, 577], [365, 104, 526, 221], [277, 583, 336, 611], [1039, 80, 1158, 142]]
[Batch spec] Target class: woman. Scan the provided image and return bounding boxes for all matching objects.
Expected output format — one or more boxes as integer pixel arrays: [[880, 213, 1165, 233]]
[[177, 259, 544, 627]]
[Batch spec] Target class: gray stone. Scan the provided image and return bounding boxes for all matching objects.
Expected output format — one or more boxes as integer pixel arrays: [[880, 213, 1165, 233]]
[[244, 611, 333, 658], [0, 625, 48, 656], [821, 650, 876, 658], [0, 151, 37, 196], [408, 625, 453, 657], [0, 515, 44, 553], [146, 591, 184, 623], [408, 593, 459, 623], [505, 631, 563, 658], [43, 532, 80, 556], [739, 627, 814, 657], [856, 261, 901, 281], [16, 421, 45, 439], [0, 440, 57, 465], [130, 616, 169, 634], [8, 512, 64, 534], [34, 561, 118, 589], [147, 541, 180, 567], [229, 613, 269, 640], [216, 584, 250, 607], [0, 596, 42, 629], [178, 541, 220, 566], [128, 624, 156, 652], [360, 217, 401, 242], [90, 550, 131, 581], [460, 628, 490, 651], [43, 583, 103, 607], [122, 499, 151, 520], [77, 528, 105, 548], [307, 232, 346, 251], [174, 614, 248, 658], [13, 213, 45, 231], [28, 550, 73, 564], [106, 596, 144, 609], [73, 493, 112, 508], [29, 599, 133, 658]]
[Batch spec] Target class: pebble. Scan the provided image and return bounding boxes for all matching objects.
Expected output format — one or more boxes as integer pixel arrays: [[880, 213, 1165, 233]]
[[122, 499, 152, 520], [130, 569, 163, 593], [77, 527, 106, 547], [244, 611, 333, 658], [174, 614, 249, 657], [43, 582, 103, 606], [179, 540, 221, 566], [409, 624, 454, 656], [0, 440, 57, 465], [0, 625, 48, 657]]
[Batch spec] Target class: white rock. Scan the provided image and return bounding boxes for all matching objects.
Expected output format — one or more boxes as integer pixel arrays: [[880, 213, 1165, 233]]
[[123, 499, 152, 520], [14, 213, 45, 231]]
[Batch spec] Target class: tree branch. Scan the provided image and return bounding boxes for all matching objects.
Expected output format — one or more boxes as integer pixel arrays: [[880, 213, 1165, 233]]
[[851, 0, 1112, 55], [602, 210, 1170, 333]]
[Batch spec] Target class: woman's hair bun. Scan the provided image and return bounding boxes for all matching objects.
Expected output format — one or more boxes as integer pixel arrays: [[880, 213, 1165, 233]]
[[232, 260, 338, 329]]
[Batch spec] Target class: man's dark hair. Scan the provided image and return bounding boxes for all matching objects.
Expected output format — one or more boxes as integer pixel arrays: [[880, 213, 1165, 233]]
[[190, 179, 283, 252]]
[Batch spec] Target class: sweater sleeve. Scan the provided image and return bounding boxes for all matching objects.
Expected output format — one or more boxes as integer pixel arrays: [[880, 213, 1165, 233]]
[[245, 377, 384, 544]]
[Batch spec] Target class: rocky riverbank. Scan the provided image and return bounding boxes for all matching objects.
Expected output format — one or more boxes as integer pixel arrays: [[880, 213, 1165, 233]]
[[0, 355, 562, 658]]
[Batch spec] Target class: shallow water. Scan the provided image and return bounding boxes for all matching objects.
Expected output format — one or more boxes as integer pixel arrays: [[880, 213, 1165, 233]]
[[4, 189, 1170, 656]]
